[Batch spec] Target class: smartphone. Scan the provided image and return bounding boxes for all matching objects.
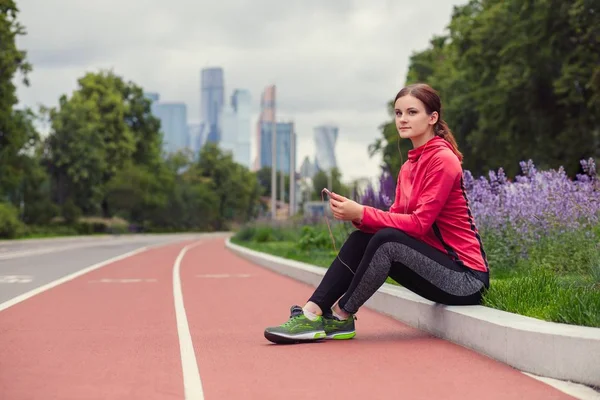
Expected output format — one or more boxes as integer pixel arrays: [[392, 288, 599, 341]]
[[322, 188, 332, 196]]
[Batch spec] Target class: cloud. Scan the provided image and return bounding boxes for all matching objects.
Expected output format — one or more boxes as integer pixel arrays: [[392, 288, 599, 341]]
[[15, 0, 464, 181]]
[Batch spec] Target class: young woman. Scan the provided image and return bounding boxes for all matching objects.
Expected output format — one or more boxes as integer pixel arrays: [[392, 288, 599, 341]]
[[264, 83, 490, 344]]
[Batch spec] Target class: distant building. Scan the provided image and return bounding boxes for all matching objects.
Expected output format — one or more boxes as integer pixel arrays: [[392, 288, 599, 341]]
[[254, 85, 275, 171], [314, 125, 338, 172], [218, 89, 252, 168], [300, 156, 317, 179], [145, 92, 190, 155], [200, 67, 224, 144], [259, 121, 296, 175], [231, 89, 251, 169], [187, 123, 204, 154], [153, 103, 188, 155]]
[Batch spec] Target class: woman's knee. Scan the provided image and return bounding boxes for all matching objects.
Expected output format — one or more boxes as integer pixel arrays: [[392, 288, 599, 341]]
[[339, 230, 372, 256], [345, 229, 371, 245], [371, 227, 409, 245]]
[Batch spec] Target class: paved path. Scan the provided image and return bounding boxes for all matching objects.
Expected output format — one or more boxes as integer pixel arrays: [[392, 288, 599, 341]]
[[0, 235, 581, 399]]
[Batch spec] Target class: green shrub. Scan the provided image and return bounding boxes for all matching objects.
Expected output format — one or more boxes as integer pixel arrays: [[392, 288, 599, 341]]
[[23, 200, 59, 226], [254, 226, 275, 243], [20, 224, 79, 238], [0, 202, 24, 239], [233, 222, 302, 243], [75, 217, 130, 235], [61, 200, 82, 225], [297, 226, 332, 251], [235, 225, 257, 241], [526, 229, 600, 275], [480, 227, 523, 275], [108, 223, 129, 234]]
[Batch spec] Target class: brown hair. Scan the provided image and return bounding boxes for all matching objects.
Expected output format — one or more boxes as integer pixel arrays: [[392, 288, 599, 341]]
[[394, 83, 463, 162]]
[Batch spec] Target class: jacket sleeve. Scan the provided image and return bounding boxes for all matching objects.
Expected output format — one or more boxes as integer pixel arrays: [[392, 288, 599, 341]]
[[354, 153, 459, 238], [352, 168, 404, 233]]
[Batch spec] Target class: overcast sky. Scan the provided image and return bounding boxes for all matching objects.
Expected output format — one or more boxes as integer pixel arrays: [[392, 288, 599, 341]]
[[14, 0, 464, 182]]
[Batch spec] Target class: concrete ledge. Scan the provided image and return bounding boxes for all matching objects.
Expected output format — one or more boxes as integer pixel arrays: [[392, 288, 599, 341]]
[[226, 239, 600, 387]]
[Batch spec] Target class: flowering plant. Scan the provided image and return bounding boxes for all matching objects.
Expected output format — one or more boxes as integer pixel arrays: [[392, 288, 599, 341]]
[[361, 158, 599, 263]]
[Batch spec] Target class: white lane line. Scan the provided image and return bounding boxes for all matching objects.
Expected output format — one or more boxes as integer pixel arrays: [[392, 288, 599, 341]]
[[88, 278, 158, 283], [0, 238, 147, 261], [0, 275, 34, 283], [173, 241, 205, 400], [0, 246, 149, 313], [0, 243, 98, 260], [196, 273, 251, 278]]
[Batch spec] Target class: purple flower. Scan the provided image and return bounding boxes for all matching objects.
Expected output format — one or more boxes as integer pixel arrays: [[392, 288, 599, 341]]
[[464, 159, 600, 253], [360, 167, 396, 210], [362, 158, 600, 259]]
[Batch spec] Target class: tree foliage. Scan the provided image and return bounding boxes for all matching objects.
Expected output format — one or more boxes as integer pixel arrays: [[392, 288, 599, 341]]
[[45, 70, 163, 215], [371, 0, 600, 177], [0, 0, 34, 202], [311, 167, 350, 200]]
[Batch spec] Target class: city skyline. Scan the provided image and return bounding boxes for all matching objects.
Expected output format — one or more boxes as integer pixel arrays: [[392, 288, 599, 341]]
[[13, 0, 466, 181]]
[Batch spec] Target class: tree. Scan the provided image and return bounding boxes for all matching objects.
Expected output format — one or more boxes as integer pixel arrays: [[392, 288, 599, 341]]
[[196, 143, 261, 229], [370, 0, 600, 177], [20, 139, 58, 226], [311, 167, 350, 200], [255, 166, 291, 201], [45, 70, 164, 215], [0, 1, 33, 201], [104, 162, 170, 224]]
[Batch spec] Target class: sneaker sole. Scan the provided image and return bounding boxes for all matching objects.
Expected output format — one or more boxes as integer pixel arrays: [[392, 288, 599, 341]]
[[264, 330, 326, 344], [325, 331, 356, 340]]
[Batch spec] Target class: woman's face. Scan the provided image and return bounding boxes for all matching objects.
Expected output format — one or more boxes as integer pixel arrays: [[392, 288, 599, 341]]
[[394, 95, 438, 142]]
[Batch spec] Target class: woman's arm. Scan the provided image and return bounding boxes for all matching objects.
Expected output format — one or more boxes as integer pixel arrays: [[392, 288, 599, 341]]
[[354, 153, 459, 238]]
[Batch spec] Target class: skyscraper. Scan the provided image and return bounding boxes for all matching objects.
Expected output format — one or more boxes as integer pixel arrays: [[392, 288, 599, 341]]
[[153, 102, 188, 154], [187, 123, 204, 154], [216, 89, 252, 169], [259, 121, 295, 175], [314, 125, 339, 172], [231, 89, 252, 169], [200, 67, 224, 144], [219, 103, 237, 154], [254, 85, 275, 171], [299, 156, 317, 179]]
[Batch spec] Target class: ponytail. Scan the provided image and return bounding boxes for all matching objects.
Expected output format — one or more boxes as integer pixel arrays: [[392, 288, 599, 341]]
[[435, 119, 463, 162]]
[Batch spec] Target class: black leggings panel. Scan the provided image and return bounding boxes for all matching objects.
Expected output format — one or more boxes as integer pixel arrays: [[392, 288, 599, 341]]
[[308, 228, 489, 314]]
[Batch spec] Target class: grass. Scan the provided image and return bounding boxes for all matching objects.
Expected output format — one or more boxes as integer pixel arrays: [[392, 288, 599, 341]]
[[231, 222, 600, 328], [231, 239, 336, 267], [230, 237, 401, 286]]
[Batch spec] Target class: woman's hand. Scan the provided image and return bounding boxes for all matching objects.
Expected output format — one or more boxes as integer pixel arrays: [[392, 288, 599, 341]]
[[329, 192, 364, 222]]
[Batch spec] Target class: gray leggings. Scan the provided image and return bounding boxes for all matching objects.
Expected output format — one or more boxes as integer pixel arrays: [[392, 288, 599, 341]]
[[308, 228, 489, 314]]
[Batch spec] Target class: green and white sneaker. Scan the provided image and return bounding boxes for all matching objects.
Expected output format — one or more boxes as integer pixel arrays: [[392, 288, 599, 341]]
[[264, 305, 327, 344], [323, 313, 357, 340]]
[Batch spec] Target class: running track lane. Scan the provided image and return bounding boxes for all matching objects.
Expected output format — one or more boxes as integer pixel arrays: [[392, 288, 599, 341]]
[[183, 238, 574, 400], [0, 240, 196, 400]]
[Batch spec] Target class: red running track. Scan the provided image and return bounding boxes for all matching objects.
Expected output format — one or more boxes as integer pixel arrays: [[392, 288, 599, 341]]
[[0, 237, 575, 399]]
